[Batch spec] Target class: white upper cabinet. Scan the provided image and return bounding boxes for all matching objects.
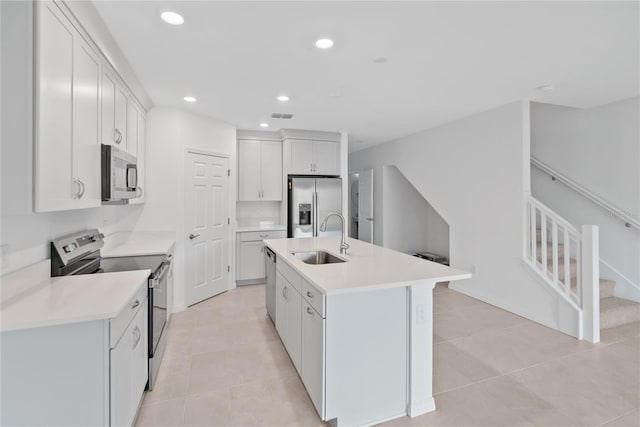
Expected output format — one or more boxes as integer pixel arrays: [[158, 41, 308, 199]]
[[127, 100, 140, 157], [130, 112, 146, 204], [35, 1, 147, 212], [34, 1, 100, 212], [71, 34, 101, 209], [238, 139, 282, 201], [288, 139, 339, 176]]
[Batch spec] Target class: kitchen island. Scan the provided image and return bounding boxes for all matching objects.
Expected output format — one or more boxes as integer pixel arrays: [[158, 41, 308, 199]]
[[264, 236, 471, 427]]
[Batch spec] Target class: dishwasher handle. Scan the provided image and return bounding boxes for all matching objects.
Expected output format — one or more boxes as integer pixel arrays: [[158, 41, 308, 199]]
[[265, 247, 276, 263]]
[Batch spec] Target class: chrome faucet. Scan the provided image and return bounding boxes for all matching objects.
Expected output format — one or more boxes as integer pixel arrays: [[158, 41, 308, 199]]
[[319, 212, 350, 255]]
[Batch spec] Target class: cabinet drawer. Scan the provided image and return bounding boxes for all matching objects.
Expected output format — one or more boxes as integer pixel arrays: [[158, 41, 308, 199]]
[[276, 259, 302, 293], [302, 280, 325, 318], [110, 284, 147, 348], [239, 230, 286, 242]]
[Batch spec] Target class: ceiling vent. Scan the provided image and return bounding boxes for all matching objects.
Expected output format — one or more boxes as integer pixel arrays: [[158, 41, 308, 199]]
[[271, 113, 294, 119]]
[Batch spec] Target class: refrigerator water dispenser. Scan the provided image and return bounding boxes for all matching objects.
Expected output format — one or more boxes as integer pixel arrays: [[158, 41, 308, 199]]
[[299, 203, 311, 225]]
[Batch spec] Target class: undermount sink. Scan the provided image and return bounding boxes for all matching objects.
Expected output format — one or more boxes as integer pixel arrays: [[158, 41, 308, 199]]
[[292, 250, 347, 265]]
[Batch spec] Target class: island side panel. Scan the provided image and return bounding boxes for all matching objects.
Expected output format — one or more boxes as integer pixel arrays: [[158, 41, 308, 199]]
[[408, 282, 436, 416], [325, 286, 408, 426]]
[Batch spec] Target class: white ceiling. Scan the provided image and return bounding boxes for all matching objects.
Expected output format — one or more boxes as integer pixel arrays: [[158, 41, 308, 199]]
[[93, 1, 639, 152]]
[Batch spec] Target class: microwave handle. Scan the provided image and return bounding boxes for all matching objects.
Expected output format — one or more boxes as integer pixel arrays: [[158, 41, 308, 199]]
[[126, 164, 138, 190]]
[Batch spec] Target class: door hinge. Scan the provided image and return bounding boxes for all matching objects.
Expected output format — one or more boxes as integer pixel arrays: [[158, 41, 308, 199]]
[[227, 265, 230, 272], [227, 217, 230, 225], [227, 169, 231, 176]]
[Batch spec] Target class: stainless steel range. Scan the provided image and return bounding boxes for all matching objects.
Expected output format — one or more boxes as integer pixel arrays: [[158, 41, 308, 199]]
[[50, 229, 170, 390]]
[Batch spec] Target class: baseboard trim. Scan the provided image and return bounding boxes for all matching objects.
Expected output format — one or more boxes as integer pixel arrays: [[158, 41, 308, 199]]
[[448, 282, 580, 338]]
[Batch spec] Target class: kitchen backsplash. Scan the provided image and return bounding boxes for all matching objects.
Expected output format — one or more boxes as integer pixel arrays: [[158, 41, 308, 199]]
[[236, 201, 282, 225]]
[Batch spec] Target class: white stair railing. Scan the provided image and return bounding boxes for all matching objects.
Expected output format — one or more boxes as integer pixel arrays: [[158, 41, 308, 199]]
[[524, 196, 600, 342]]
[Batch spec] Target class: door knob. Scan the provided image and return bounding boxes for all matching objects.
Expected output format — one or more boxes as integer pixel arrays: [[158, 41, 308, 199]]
[[189, 233, 200, 240]]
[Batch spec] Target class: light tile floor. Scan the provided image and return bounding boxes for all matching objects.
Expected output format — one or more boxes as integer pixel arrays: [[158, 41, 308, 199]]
[[136, 284, 640, 427]]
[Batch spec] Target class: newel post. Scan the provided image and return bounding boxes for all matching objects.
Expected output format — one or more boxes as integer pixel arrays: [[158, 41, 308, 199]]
[[581, 225, 600, 343]]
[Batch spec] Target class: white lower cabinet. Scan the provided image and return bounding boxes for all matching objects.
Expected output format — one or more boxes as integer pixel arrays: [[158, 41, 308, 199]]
[[275, 271, 302, 371], [237, 230, 286, 283], [301, 301, 325, 416], [111, 298, 148, 427], [0, 284, 149, 426]]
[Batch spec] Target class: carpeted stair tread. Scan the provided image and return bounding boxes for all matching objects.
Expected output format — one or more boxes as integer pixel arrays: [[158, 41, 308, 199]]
[[600, 297, 640, 330]]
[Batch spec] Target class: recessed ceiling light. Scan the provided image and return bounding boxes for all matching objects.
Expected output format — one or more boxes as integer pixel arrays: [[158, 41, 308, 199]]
[[536, 84, 555, 92], [315, 38, 334, 49], [373, 56, 388, 63], [276, 95, 290, 102], [160, 11, 184, 25], [259, 123, 269, 128], [183, 96, 196, 102]]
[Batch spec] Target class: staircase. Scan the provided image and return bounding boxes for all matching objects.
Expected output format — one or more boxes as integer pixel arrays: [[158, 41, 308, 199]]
[[535, 226, 640, 331]]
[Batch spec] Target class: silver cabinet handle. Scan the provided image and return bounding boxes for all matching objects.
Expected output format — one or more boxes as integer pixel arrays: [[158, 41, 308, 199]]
[[306, 306, 314, 315], [132, 325, 141, 349], [306, 291, 314, 298], [73, 179, 81, 198], [259, 234, 268, 238], [131, 299, 140, 309], [77, 179, 85, 199], [189, 233, 200, 240], [366, 217, 374, 221], [115, 129, 122, 144]]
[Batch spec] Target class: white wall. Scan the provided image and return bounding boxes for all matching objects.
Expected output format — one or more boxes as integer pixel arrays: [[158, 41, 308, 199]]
[[531, 98, 640, 299], [349, 101, 581, 337], [136, 108, 236, 312], [0, 1, 144, 275], [382, 166, 449, 257]]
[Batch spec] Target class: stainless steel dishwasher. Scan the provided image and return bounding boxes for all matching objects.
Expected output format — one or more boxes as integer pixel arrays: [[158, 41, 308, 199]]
[[264, 247, 276, 323]]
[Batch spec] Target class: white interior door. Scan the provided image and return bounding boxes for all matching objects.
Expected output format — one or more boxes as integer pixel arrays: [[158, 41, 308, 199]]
[[359, 169, 374, 243], [185, 151, 229, 306]]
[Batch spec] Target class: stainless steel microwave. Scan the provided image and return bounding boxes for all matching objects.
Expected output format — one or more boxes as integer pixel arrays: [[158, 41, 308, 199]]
[[101, 144, 139, 203]]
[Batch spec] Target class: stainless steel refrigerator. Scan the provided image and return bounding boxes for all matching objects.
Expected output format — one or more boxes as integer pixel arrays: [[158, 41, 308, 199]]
[[288, 177, 342, 238]]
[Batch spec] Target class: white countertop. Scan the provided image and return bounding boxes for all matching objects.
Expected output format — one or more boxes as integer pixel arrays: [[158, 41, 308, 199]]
[[102, 231, 176, 258], [264, 237, 471, 295], [1, 270, 150, 332], [236, 224, 286, 233]]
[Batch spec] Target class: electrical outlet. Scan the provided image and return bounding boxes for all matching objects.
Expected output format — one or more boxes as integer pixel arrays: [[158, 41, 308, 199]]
[[1, 244, 10, 270]]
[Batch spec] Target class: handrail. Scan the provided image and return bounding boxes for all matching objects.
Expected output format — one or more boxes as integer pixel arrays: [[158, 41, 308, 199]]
[[531, 156, 639, 230]]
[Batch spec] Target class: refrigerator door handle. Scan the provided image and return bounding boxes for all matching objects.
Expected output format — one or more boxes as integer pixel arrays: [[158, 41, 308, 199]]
[[312, 191, 318, 237]]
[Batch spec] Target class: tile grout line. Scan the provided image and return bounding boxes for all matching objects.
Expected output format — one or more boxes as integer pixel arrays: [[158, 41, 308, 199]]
[[595, 407, 640, 426]]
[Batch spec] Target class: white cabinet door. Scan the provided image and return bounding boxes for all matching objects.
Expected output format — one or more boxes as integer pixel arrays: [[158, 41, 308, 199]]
[[130, 112, 146, 204], [72, 36, 101, 209], [101, 70, 117, 146], [34, 1, 74, 212], [314, 141, 339, 176], [115, 86, 128, 151], [131, 300, 148, 412], [289, 139, 314, 175], [260, 140, 282, 200], [110, 322, 133, 427], [286, 286, 302, 373], [238, 140, 261, 201], [127, 101, 139, 157], [275, 272, 288, 338], [302, 302, 325, 417], [239, 240, 265, 280]]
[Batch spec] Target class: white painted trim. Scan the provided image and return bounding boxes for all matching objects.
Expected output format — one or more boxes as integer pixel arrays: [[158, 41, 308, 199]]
[[185, 147, 230, 158], [531, 156, 639, 230], [408, 398, 436, 418], [449, 281, 581, 339], [521, 257, 582, 312], [601, 258, 640, 302], [581, 225, 600, 343]]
